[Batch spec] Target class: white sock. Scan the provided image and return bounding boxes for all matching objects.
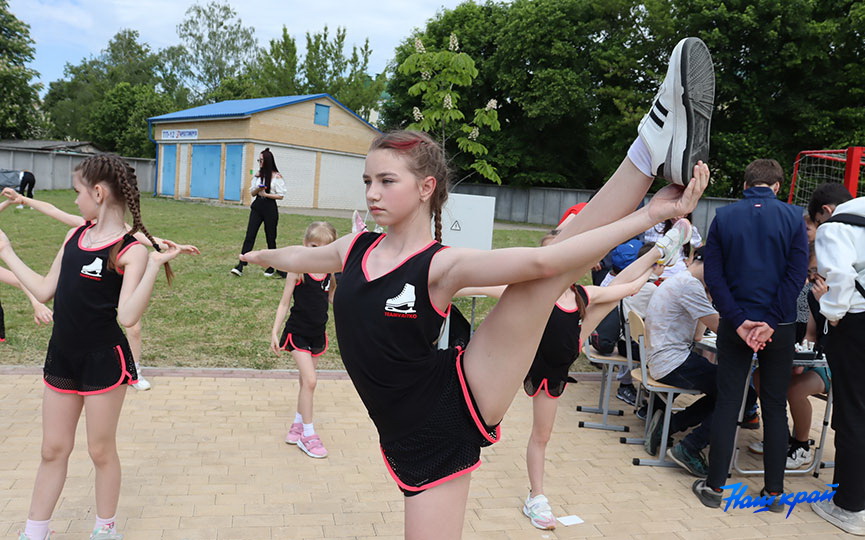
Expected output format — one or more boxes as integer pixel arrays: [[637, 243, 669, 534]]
[[24, 519, 50, 540], [302, 422, 315, 436], [627, 137, 653, 177], [294, 412, 303, 424], [94, 515, 116, 532]]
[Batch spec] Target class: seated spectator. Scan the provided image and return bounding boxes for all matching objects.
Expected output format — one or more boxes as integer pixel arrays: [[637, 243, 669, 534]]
[[644, 247, 753, 476]]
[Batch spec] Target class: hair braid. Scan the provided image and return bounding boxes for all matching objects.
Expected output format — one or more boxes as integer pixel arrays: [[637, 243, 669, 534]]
[[433, 210, 443, 243]]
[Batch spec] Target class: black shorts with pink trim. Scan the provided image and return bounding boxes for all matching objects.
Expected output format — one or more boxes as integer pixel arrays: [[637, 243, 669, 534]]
[[280, 328, 328, 356], [380, 347, 501, 497], [44, 338, 137, 395], [523, 375, 568, 399]]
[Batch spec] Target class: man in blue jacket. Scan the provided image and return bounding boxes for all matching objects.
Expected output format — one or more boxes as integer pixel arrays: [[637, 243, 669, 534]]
[[692, 159, 808, 510]]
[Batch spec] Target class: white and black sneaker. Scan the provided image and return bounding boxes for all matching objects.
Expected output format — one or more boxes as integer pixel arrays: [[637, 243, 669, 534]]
[[263, 267, 275, 277], [638, 37, 715, 185], [230, 263, 243, 277]]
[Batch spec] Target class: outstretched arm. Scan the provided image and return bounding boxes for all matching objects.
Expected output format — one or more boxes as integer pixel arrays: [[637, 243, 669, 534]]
[[2, 188, 85, 228], [0, 228, 69, 302], [241, 233, 355, 275], [454, 285, 507, 299], [0, 266, 53, 324]]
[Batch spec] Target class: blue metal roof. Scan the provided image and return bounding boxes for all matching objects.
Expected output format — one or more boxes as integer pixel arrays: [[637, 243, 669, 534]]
[[147, 93, 378, 132]]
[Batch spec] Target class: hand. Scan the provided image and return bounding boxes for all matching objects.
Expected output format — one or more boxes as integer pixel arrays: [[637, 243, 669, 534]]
[[271, 333, 282, 355], [592, 262, 602, 272], [240, 250, 266, 267], [747, 323, 774, 351], [830, 319, 839, 327], [150, 239, 181, 265], [31, 302, 53, 325], [157, 240, 200, 255], [2, 187, 22, 203], [646, 161, 710, 223], [736, 320, 768, 352], [810, 275, 828, 300]]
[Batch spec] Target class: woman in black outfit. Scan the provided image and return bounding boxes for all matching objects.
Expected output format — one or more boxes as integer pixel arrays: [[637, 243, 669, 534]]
[[231, 148, 286, 277]]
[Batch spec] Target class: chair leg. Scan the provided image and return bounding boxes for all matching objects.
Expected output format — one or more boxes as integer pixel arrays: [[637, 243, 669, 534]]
[[579, 362, 628, 432]]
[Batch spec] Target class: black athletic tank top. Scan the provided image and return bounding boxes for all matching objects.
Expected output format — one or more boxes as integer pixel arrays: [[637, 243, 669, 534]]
[[285, 273, 331, 336], [534, 286, 589, 369], [333, 232, 450, 442], [51, 223, 140, 350]]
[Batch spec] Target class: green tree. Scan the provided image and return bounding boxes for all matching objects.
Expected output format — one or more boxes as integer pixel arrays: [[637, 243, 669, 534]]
[[0, 0, 42, 139], [298, 26, 386, 120], [248, 26, 301, 97], [399, 34, 501, 183], [88, 82, 173, 157], [176, 0, 257, 100]]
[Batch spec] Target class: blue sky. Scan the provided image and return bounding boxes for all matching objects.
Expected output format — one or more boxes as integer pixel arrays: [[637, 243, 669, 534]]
[[13, 0, 468, 93]]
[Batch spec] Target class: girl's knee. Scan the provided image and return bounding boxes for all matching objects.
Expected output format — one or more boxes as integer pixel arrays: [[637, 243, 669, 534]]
[[41, 439, 74, 463], [300, 374, 317, 392], [529, 430, 552, 447], [87, 440, 118, 466]]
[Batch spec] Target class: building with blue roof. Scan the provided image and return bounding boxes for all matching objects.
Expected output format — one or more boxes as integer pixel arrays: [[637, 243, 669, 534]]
[[148, 94, 379, 209]]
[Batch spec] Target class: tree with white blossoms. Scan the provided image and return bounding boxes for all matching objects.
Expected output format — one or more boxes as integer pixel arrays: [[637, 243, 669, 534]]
[[398, 33, 501, 184]]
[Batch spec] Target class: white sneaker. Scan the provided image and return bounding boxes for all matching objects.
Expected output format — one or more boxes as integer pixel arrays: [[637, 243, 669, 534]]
[[132, 375, 151, 391], [655, 218, 692, 266], [748, 440, 764, 455], [786, 446, 812, 469], [812, 498, 865, 535], [89, 526, 123, 540], [637, 37, 714, 185], [523, 492, 556, 530], [16, 204, 25, 209]]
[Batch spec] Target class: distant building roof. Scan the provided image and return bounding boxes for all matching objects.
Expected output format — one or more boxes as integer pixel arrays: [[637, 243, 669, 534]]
[[0, 140, 102, 153], [148, 93, 378, 132]]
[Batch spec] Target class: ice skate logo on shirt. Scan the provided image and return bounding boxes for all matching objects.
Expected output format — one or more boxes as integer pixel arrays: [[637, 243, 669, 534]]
[[80, 257, 103, 280], [384, 283, 418, 318]]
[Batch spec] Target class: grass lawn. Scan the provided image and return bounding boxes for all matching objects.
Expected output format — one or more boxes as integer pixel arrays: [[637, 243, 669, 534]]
[[0, 191, 595, 372]]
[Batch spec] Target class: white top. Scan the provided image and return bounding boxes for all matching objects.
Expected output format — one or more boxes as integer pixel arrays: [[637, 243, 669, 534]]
[[816, 196, 865, 320], [643, 223, 702, 279], [622, 280, 659, 320], [250, 173, 286, 198], [645, 271, 717, 380]]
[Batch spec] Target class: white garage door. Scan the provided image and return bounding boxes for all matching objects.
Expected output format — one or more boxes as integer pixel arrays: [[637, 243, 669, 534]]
[[318, 153, 366, 210], [177, 144, 190, 197], [255, 144, 316, 208]]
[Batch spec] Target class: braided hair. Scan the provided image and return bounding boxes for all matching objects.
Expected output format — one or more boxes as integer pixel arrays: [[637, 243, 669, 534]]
[[368, 131, 449, 242], [74, 154, 174, 284]]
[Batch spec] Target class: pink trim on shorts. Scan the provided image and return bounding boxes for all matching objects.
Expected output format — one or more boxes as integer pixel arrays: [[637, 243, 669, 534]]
[[361, 234, 437, 282], [284, 332, 329, 357], [44, 345, 136, 396], [380, 445, 481, 493], [525, 378, 565, 400], [454, 347, 501, 444]]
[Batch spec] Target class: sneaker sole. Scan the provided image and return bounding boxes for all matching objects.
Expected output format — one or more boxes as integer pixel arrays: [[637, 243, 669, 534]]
[[230, 269, 242, 276], [669, 37, 714, 186], [522, 505, 556, 530], [692, 479, 722, 509], [667, 447, 707, 478], [812, 501, 865, 535], [297, 440, 328, 459]]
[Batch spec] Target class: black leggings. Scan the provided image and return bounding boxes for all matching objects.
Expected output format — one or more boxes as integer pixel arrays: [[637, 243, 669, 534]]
[[19, 172, 34, 198], [0, 300, 5, 340], [238, 198, 278, 266]]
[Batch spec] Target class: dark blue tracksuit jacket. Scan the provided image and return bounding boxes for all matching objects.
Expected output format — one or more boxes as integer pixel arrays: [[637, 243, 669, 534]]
[[704, 186, 809, 330]]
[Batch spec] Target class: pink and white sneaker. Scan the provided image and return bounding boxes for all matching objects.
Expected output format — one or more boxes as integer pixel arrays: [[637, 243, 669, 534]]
[[297, 433, 328, 458], [285, 422, 302, 445]]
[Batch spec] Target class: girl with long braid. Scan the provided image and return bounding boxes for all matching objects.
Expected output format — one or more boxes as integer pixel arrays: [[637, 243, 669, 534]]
[[0, 154, 189, 540], [1, 187, 199, 390]]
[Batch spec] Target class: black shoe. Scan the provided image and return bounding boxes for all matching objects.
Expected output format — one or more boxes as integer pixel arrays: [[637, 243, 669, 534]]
[[263, 267, 275, 277], [760, 488, 787, 513], [668, 442, 708, 477], [692, 479, 722, 508], [616, 384, 638, 406], [741, 412, 760, 430], [276, 270, 287, 279], [636, 404, 648, 420], [230, 264, 243, 276]]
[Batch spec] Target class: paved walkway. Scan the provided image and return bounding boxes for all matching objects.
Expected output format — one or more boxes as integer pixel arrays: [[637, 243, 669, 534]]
[[0, 368, 848, 539]]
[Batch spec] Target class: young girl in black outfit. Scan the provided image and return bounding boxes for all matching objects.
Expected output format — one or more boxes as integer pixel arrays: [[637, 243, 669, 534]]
[[1, 155, 186, 540], [272, 221, 338, 459], [242, 37, 713, 538]]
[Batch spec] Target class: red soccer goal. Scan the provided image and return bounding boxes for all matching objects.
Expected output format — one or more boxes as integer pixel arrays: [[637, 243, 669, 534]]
[[788, 146, 865, 207]]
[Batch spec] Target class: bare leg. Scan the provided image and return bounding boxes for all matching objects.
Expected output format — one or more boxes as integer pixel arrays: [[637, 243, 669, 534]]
[[28, 389, 83, 520], [527, 394, 558, 496], [788, 372, 824, 441], [292, 349, 317, 423], [404, 472, 471, 540], [84, 386, 127, 520]]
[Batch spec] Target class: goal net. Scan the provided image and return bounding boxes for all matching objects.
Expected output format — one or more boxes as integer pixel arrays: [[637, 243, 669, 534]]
[[788, 147, 865, 208]]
